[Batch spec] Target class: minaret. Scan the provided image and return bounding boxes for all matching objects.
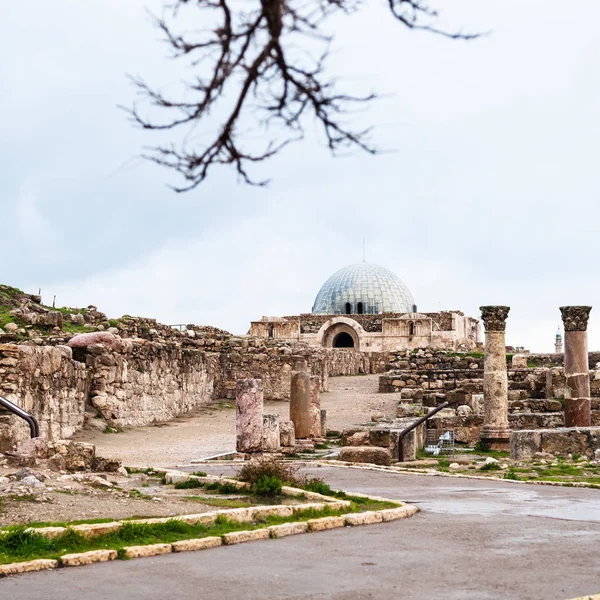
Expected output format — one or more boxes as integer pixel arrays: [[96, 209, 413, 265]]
[[555, 327, 563, 354]]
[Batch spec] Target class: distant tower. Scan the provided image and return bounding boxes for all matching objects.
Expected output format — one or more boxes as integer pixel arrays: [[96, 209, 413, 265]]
[[555, 327, 563, 354]]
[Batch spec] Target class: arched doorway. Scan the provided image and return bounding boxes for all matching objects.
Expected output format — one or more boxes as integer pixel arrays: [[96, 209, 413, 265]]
[[333, 332, 355, 348]]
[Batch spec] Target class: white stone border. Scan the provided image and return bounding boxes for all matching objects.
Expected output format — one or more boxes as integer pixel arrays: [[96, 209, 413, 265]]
[[0, 473, 418, 577], [311, 460, 600, 490]]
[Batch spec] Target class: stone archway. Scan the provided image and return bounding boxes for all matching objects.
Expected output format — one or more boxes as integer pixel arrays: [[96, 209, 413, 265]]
[[333, 331, 355, 348], [317, 317, 364, 351]]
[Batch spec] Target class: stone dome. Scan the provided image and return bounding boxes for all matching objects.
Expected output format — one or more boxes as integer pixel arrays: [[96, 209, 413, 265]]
[[312, 263, 416, 315]]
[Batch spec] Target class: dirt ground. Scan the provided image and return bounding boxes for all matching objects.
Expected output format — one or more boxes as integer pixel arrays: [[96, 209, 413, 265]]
[[75, 374, 396, 467]]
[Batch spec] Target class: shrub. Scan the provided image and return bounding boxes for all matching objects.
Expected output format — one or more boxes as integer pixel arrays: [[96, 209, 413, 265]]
[[205, 482, 240, 494], [191, 471, 207, 477], [300, 478, 332, 496], [480, 462, 501, 471], [252, 474, 283, 497], [503, 471, 520, 480], [237, 457, 298, 486], [174, 479, 204, 489]]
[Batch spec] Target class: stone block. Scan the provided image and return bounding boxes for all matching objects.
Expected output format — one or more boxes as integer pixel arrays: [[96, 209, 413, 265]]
[[379, 506, 414, 521], [341, 428, 369, 446], [339, 446, 391, 466], [123, 544, 172, 559], [60, 549, 117, 567], [511, 354, 528, 369], [222, 529, 270, 545], [224, 508, 256, 523], [172, 537, 222, 552], [31, 526, 66, 539], [262, 414, 280, 452], [279, 420, 295, 447], [0, 559, 58, 577], [396, 404, 424, 418], [344, 511, 383, 526], [307, 516, 345, 531], [71, 522, 122, 538], [252, 505, 294, 520], [268, 522, 308, 538], [177, 513, 218, 526]]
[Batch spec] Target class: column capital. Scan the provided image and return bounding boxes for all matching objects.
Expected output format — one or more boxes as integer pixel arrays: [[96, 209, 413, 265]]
[[479, 306, 510, 332], [560, 306, 592, 332]]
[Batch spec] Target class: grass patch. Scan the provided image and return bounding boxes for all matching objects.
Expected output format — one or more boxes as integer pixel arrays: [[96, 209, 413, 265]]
[[174, 479, 204, 490], [252, 475, 283, 498], [191, 471, 207, 477], [503, 471, 521, 481], [0, 495, 400, 565], [473, 443, 510, 459], [204, 482, 241, 495], [480, 462, 501, 471], [300, 478, 333, 496], [183, 497, 253, 509]]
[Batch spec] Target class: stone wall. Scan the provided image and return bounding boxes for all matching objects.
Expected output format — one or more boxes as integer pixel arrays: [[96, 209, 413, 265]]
[[0, 344, 89, 450], [84, 340, 220, 428]]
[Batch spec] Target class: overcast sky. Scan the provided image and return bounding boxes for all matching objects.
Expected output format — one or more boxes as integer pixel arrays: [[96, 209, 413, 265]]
[[2, 1, 600, 352]]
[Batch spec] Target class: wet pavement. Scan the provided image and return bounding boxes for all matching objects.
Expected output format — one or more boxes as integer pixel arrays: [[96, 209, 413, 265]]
[[3, 465, 599, 600]]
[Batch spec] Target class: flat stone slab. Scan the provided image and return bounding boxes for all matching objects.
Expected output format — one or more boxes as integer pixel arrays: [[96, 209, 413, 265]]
[[61, 550, 117, 567], [172, 537, 222, 552]]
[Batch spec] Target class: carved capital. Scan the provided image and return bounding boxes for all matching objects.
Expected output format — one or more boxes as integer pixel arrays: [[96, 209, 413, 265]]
[[560, 306, 592, 332], [479, 306, 510, 332]]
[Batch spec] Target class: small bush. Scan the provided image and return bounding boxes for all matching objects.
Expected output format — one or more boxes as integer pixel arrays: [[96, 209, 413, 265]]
[[237, 457, 298, 486], [205, 482, 240, 495], [300, 478, 332, 496], [252, 475, 283, 497], [174, 479, 204, 489], [503, 471, 520, 481], [192, 471, 207, 477], [480, 462, 501, 471]]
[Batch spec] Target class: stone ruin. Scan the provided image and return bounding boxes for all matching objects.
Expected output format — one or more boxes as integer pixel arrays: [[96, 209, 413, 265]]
[[235, 371, 326, 457], [340, 304, 600, 463]]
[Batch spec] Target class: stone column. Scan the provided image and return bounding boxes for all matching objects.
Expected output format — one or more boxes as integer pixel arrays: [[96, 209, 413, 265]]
[[309, 376, 322, 438], [560, 306, 592, 427], [236, 379, 263, 453], [479, 306, 511, 451], [290, 372, 311, 438]]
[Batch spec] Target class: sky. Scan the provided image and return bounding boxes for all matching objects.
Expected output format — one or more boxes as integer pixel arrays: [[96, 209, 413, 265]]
[[2, 0, 600, 352]]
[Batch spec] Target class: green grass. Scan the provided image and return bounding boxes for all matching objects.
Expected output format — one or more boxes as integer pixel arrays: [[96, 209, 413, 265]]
[[173, 479, 204, 490], [472, 443, 510, 459], [480, 462, 501, 471], [0, 496, 399, 565], [300, 478, 333, 496], [191, 471, 207, 477], [61, 322, 95, 334], [503, 471, 521, 481], [183, 496, 253, 509], [204, 482, 241, 495]]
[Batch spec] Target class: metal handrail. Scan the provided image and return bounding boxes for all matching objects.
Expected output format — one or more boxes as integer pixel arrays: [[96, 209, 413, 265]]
[[0, 395, 39, 439], [398, 400, 456, 462]]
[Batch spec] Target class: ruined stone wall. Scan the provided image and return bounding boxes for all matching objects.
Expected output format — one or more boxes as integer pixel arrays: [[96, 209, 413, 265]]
[[0, 344, 89, 450], [84, 340, 220, 428]]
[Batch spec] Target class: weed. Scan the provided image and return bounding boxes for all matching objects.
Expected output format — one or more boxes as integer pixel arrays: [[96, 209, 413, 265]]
[[480, 462, 501, 471], [237, 456, 298, 486], [252, 475, 283, 497], [503, 471, 521, 481], [204, 482, 240, 494], [191, 471, 207, 477], [174, 479, 204, 490], [300, 478, 332, 496]]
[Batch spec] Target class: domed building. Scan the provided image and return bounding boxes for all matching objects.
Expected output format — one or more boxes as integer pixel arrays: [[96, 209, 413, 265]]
[[312, 262, 416, 315], [251, 262, 479, 352]]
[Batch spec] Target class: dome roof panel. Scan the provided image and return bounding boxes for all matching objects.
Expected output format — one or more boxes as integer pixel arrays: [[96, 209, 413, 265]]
[[312, 263, 415, 315]]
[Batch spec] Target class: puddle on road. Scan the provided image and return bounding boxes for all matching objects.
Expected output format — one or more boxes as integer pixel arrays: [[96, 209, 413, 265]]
[[409, 486, 600, 522]]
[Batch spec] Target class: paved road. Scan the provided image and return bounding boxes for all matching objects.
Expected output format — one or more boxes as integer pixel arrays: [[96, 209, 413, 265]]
[[2, 467, 599, 600]]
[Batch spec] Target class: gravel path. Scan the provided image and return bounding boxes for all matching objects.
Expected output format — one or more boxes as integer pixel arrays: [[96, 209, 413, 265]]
[[76, 375, 396, 467]]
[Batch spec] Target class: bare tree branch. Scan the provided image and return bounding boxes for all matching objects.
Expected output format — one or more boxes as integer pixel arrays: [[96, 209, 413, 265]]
[[126, 0, 479, 191]]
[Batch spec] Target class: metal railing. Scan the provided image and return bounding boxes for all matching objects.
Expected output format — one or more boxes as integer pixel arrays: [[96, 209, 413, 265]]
[[398, 401, 453, 462], [0, 394, 39, 439]]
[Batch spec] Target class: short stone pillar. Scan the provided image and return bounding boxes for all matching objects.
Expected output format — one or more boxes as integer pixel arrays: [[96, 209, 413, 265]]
[[560, 306, 592, 427], [511, 354, 528, 370], [290, 372, 312, 438], [262, 414, 280, 453], [236, 379, 263, 453], [479, 306, 511, 451], [280, 420, 295, 448]]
